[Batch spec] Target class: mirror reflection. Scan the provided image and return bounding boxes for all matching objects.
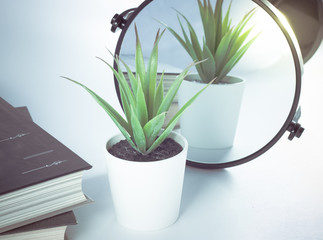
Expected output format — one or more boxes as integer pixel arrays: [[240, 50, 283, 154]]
[[117, 0, 297, 165]]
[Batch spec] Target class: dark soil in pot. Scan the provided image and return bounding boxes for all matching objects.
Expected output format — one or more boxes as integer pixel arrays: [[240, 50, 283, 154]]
[[108, 138, 183, 162]]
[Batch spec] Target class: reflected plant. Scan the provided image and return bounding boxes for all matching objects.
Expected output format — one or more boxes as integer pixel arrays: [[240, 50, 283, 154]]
[[160, 0, 259, 84], [62, 26, 213, 155]]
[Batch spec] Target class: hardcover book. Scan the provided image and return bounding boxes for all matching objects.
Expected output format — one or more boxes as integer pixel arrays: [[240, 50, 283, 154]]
[[0, 98, 92, 233], [0, 211, 77, 240]]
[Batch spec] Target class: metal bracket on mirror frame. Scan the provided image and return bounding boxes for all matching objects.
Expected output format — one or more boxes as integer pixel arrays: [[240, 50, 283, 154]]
[[287, 107, 304, 140], [111, 8, 137, 33]]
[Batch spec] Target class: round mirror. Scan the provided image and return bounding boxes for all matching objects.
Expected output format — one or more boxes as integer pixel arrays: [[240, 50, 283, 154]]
[[113, 0, 303, 168]]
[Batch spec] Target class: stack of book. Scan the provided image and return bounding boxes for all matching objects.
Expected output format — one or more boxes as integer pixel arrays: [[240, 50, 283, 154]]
[[0, 98, 93, 239]]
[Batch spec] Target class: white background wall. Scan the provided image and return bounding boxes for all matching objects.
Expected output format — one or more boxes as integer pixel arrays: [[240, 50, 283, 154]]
[[0, 0, 142, 177]]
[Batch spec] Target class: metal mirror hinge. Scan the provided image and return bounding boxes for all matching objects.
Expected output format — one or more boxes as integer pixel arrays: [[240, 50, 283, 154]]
[[111, 8, 136, 33], [287, 107, 304, 140]]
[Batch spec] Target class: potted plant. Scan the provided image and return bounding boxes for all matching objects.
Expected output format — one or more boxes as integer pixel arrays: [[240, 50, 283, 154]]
[[62, 26, 213, 231], [160, 0, 259, 149]]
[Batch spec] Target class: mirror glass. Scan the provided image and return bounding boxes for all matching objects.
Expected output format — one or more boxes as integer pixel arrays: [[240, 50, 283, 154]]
[[115, 0, 299, 167]]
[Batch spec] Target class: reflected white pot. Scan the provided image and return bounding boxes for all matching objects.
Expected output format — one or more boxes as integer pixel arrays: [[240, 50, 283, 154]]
[[105, 132, 188, 231], [178, 75, 245, 149]]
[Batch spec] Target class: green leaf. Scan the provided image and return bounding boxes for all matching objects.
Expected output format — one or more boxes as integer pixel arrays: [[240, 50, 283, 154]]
[[222, 1, 232, 36], [214, 30, 234, 71], [63, 77, 128, 129], [146, 76, 215, 154], [145, 118, 177, 155], [176, 17, 204, 79], [228, 27, 253, 59], [200, 43, 217, 82], [136, 79, 148, 127], [156, 63, 192, 115], [174, 10, 203, 61], [135, 24, 147, 94], [157, 18, 191, 56], [154, 71, 165, 116], [213, 0, 223, 50], [160, 1, 259, 83], [166, 77, 215, 131], [146, 29, 166, 120], [230, 8, 256, 44], [120, 58, 138, 96], [176, 15, 198, 60], [205, 0, 216, 53], [198, 0, 209, 39], [62, 77, 138, 151], [120, 88, 132, 134], [130, 106, 147, 154], [143, 112, 166, 148], [96, 56, 136, 109], [218, 34, 258, 80]]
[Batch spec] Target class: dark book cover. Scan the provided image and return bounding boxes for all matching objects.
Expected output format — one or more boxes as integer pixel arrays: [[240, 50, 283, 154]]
[[0, 98, 92, 195], [15, 106, 34, 122]]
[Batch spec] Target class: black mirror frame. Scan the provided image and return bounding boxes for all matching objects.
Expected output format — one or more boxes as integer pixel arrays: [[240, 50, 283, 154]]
[[112, 0, 304, 169]]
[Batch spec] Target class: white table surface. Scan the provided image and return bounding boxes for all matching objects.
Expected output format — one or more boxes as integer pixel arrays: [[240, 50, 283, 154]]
[[66, 46, 323, 239], [0, 0, 322, 239]]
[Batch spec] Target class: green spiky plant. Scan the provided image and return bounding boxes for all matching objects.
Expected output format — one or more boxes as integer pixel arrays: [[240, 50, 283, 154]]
[[160, 0, 259, 84], [62, 26, 213, 156]]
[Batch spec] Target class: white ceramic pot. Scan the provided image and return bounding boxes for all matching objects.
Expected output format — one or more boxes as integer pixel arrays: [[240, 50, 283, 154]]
[[105, 131, 188, 231], [178, 75, 245, 149]]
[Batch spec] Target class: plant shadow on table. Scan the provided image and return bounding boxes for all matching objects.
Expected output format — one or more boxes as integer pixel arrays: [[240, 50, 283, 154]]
[[180, 166, 233, 214]]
